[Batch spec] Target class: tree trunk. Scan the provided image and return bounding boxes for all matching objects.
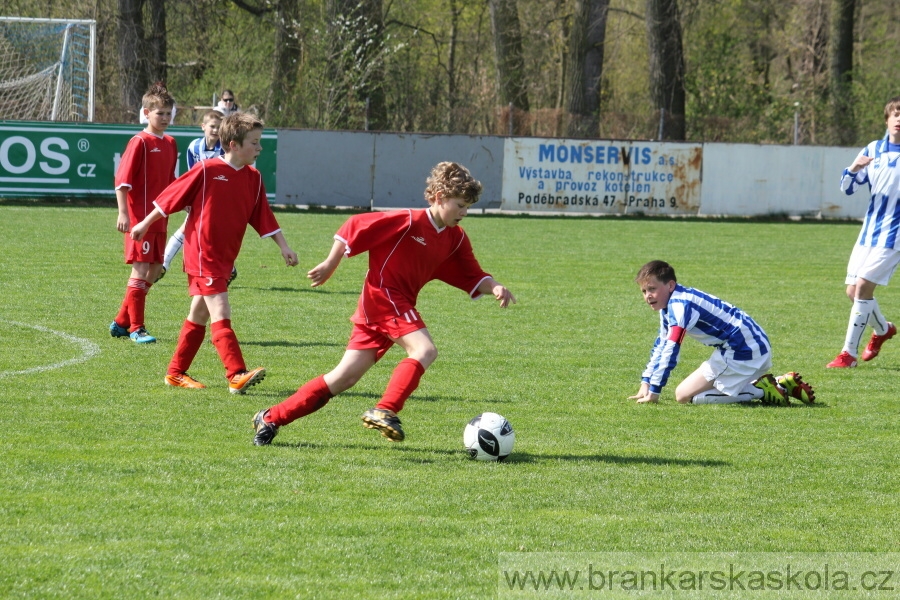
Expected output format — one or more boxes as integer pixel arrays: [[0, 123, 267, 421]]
[[446, 0, 460, 131], [325, 0, 386, 130], [117, 0, 148, 122], [360, 0, 386, 130], [489, 0, 529, 134], [830, 0, 855, 146], [266, 0, 303, 126], [117, 0, 168, 122], [645, 0, 686, 140], [565, 0, 610, 138], [146, 0, 167, 84]]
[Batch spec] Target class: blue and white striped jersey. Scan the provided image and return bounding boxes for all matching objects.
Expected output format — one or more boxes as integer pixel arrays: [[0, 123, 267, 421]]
[[840, 134, 900, 249], [186, 137, 223, 169], [641, 284, 771, 394]]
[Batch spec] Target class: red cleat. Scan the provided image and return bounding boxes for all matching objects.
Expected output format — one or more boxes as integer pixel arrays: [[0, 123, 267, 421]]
[[826, 351, 857, 368], [862, 322, 896, 361]]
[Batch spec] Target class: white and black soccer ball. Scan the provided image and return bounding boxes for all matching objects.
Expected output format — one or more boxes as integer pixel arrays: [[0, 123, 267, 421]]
[[463, 412, 515, 462]]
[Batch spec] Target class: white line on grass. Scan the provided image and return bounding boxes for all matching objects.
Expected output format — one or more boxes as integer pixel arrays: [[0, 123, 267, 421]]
[[0, 320, 101, 379]]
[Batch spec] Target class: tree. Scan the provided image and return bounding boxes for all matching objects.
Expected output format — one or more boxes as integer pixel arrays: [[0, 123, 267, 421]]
[[489, 0, 529, 134], [830, 0, 856, 145], [117, 0, 168, 122], [266, 0, 304, 126], [645, 0, 685, 140], [565, 0, 610, 138], [324, 0, 387, 130]]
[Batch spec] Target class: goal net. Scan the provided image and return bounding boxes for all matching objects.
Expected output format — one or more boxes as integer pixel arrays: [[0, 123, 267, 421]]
[[0, 16, 95, 121]]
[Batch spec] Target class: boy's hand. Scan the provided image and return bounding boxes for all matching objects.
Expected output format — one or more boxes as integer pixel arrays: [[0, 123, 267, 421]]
[[282, 248, 298, 266], [117, 212, 130, 233], [493, 284, 516, 308], [307, 261, 338, 287], [849, 155, 873, 173], [130, 221, 148, 241], [628, 383, 658, 403], [633, 393, 659, 404]]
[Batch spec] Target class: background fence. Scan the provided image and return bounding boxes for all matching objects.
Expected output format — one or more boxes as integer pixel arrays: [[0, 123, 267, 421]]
[[0, 120, 860, 218]]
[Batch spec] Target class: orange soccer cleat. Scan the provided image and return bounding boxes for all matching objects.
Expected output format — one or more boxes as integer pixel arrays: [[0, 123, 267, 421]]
[[165, 372, 206, 389], [229, 367, 266, 395]]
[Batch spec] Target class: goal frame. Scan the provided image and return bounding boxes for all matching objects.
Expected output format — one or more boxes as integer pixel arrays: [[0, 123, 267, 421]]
[[0, 16, 96, 121]]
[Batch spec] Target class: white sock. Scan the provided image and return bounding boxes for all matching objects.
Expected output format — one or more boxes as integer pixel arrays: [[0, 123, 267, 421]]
[[843, 299, 874, 356], [866, 298, 888, 336], [162, 228, 185, 271], [692, 388, 756, 404]]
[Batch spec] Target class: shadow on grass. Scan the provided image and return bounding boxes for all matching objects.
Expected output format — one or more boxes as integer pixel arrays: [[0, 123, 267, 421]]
[[506, 452, 729, 467], [241, 340, 343, 348], [231, 285, 358, 296], [248, 388, 516, 404], [731, 402, 829, 409], [268, 440, 729, 468]]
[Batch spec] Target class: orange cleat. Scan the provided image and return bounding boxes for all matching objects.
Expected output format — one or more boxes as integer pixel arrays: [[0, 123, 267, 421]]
[[165, 372, 206, 389], [229, 367, 266, 395]]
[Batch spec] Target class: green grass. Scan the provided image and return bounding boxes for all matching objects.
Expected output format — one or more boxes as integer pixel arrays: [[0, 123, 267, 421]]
[[1, 206, 899, 599]]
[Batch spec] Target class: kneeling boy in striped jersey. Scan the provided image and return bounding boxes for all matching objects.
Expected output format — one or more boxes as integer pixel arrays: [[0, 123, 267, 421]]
[[631, 260, 814, 406]]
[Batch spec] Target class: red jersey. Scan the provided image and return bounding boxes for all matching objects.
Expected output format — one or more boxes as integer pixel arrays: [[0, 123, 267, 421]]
[[336, 209, 491, 324], [153, 157, 281, 279], [114, 130, 177, 234]]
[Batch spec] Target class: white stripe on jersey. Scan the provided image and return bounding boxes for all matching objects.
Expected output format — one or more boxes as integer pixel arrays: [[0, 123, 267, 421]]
[[187, 138, 223, 169], [841, 135, 900, 249]]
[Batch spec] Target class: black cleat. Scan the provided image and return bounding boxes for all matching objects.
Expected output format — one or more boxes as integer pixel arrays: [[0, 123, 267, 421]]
[[252, 409, 279, 446]]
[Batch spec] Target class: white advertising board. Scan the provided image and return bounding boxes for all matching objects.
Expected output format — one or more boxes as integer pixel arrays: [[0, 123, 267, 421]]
[[501, 137, 703, 215]]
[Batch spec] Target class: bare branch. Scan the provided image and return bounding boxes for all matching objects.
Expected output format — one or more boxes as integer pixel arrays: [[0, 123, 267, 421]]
[[227, 0, 273, 17], [608, 6, 643, 20]]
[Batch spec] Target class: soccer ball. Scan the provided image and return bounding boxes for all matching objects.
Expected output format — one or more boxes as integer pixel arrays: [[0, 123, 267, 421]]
[[463, 412, 515, 462]]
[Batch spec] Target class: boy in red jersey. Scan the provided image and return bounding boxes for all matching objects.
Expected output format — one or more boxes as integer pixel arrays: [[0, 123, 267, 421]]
[[251, 162, 516, 445], [130, 113, 298, 394], [109, 82, 178, 344]]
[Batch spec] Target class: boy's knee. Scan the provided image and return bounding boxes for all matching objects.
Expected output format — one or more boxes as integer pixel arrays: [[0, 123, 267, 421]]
[[675, 394, 692, 404], [413, 345, 437, 368]]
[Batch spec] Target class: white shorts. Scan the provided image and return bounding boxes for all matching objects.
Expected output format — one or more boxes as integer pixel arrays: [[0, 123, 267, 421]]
[[700, 350, 772, 397], [845, 245, 900, 286]]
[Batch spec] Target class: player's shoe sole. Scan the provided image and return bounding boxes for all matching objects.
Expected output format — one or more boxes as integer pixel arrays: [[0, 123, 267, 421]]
[[227, 266, 238, 287], [109, 321, 130, 338], [753, 374, 790, 406], [862, 322, 896, 361], [826, 351, 857, 368], [165, 372, 206, 389], [252, 409, 279, 446], [229, 367, 266, 394], [361, 408, 405, 441], [130, 327, 156, 343], [776, 372, 815, 404], [155, 266, 167, 283]]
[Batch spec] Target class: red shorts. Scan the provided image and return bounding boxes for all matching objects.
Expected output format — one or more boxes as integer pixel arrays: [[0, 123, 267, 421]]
[[125, 231, 165, 264], [348, 312, 427, 361], [187, 274, 229, 296]]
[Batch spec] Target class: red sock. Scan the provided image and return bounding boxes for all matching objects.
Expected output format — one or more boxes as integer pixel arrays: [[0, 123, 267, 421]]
[[167, 320, 206, 375], [114, 289, 131, 328], [210, 319, 246, 379], [123, 278, 151, 332], [267, 375, 334, 426], [376, 358, 425, 414]]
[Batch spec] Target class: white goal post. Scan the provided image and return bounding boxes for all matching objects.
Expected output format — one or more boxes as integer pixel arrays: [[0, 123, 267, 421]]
[[0, 16, 96, 121]]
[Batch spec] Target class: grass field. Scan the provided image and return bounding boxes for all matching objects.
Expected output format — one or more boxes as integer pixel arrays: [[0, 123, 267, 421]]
[[1, 205, 899, 599]]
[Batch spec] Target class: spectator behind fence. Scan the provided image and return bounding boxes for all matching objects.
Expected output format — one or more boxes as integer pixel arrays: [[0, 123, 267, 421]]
[[216, 89, 240, 117]]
